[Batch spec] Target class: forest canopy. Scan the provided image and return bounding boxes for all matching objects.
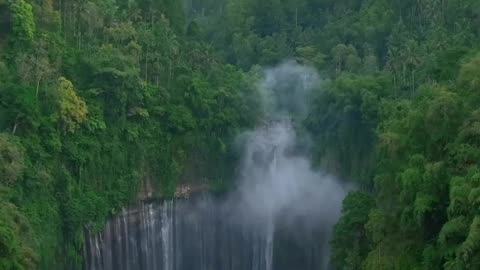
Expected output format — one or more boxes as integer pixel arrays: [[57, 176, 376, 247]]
[[1, 0, 480, 269]]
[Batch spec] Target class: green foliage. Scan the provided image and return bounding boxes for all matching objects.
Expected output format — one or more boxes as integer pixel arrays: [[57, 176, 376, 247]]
[[458, 53, 480, 96], [0, 134, 25, 187], [0, 0, 261, 268], [2, 0, 480, 269], [183, 0, 480, 269], [331, 191, 375, 270], [9, 0, 35, 44], [187, 2, 480, 268], [52, 77, 88, 133], [305, 73, 388, 184], [0, 198, 37, 270]]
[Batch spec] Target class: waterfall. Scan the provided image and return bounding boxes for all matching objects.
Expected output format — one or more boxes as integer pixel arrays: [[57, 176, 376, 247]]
[[265, 221, 274, 270], [85, 61, 348, 270], [86, 197, 283, 270], [161, 201, 173, 270], [85, 121, 347, 270], [264, 138, 278, 270]]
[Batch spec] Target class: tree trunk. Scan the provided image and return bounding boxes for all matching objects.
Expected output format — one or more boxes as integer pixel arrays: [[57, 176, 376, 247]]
[[79, 165, 82, 185], [72, 3, 76, 43], [12, 115, 19, 135], [145, 49, 149, 82], [78, 26, 82, 49], [393, 75, 397, 98], [295, 8, 298, 29], [411, 70, 415, 97], [168, 60, 172, 88], [36, 78, 41, 97], [59, 0, 62, 30], [156, 56, 160, 86]]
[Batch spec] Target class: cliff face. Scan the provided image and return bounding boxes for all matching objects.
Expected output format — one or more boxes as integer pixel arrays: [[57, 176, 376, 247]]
[[85, 195, 276, 270], [87, 118, 345, 270], [85, 195, 329, 270], [136, 176, 157, 201], [137, 155, 211, 202], [136, 176, 209, 201]]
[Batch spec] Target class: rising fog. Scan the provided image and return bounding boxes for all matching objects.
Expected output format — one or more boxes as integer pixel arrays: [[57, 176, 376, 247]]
[[225, 60, 349, 269], [85, 61, 351, 270]]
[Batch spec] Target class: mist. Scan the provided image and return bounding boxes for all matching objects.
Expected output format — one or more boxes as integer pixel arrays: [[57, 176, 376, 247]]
[[259, 60, 320, 119], [85, 61, 350, 270], [225, 60, 349, 269]]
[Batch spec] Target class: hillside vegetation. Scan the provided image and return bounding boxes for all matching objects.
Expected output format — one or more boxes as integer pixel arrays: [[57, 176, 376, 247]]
[[1, 0, 480, 269]]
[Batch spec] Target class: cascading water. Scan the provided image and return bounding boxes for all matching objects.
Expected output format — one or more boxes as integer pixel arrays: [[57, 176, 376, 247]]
[[85, 197, 278, 270], [85, 61, 348, 270]]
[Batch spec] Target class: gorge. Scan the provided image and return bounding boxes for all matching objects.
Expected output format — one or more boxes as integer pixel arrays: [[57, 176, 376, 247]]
[[3, 0, 479, 269], [85, 63, 348, 270]]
